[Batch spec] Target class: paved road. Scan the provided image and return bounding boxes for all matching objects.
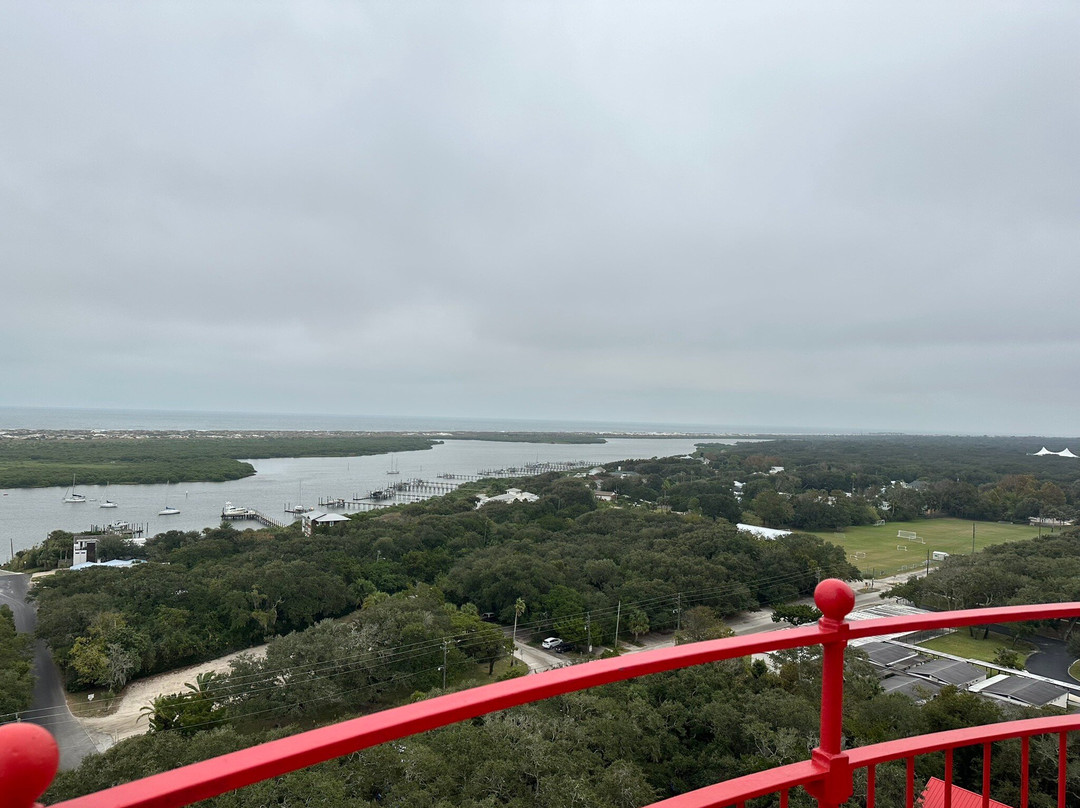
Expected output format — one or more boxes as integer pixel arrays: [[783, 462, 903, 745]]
[[1020, 635, 1076, 685], [0, 570, 99, 770], [508, 575, 922, 669], [724, 574, 919, 636]]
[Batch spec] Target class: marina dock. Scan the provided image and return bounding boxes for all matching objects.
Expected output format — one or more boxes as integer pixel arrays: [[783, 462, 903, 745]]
[[220, 506, 285, 529]]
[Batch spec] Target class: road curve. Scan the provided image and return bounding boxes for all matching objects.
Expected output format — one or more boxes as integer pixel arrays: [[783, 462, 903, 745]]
[[0, 570, 100, 770]]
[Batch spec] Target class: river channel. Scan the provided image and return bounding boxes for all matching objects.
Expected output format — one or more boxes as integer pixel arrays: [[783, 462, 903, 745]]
[[0, 437, 738, 561]]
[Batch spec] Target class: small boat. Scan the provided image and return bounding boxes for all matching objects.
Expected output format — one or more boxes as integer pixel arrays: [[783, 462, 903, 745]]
[[159, 481, 180, 515], [63, 474, 87, 503], [107, 520, 130, 532], [99, 482, 118, 509], [386, 454, 400, 475]]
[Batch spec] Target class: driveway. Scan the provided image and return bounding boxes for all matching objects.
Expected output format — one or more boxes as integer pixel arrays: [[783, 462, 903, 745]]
[[1021, 635, 1077, 685]]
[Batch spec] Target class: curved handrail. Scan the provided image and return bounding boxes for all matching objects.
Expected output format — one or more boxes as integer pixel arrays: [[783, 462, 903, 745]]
[[846, 713, 1080, 768], [7, 582, 1080, 808], [644, 714, 1080, 808]]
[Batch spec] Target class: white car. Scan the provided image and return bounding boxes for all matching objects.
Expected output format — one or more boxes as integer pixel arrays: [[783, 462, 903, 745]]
[[541, 637, 562, 649]]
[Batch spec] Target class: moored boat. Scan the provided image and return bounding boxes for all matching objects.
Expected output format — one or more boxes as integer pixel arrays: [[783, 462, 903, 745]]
[[63, 474, 87, 503]]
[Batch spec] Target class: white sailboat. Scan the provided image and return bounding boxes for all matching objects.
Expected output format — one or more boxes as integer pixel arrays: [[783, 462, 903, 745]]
[[159, 482, 180, 515], [99, 482, 118, 509], [63, 474, 87, 503], [286, 481, 313, 514], [386, 454, 400, 475]]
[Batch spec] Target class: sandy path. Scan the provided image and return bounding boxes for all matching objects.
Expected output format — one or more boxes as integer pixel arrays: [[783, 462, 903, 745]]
[[77, 644, 267, 750]]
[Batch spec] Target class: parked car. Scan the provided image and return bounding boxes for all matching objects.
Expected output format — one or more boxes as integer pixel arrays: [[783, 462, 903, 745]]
[[541, 637, 562, 649]]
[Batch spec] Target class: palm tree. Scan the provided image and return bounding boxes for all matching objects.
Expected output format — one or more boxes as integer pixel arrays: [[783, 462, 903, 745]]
[[511, 598, 526, 666]]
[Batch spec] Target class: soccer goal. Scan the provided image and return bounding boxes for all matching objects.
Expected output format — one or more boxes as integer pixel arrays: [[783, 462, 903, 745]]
[[852, 551, 867, 559], [896, 545, 908, 551], [897, 529, 925, 544]]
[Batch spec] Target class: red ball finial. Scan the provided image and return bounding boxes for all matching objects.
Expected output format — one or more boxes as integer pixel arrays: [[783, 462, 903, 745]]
[[814, 578, 855, 621], [0, 723, 59, 808]]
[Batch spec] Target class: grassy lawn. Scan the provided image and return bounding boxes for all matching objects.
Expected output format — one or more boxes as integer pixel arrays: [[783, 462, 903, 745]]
[[917, 630, 1034, 667], [1069, 660, 1080, 683], [812, 518, 1040, 576]]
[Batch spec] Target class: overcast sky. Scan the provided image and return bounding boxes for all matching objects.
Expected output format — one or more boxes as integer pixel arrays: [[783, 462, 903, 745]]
[[2, 2, 1078, 434]]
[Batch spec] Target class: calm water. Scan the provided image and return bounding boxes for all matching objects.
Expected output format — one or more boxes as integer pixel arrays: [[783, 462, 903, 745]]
[[0, 405, 778, 435], [0, 437, 739, 561]]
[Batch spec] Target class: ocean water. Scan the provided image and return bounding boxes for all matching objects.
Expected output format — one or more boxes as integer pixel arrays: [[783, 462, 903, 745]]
[[0, 406, 782, 435]]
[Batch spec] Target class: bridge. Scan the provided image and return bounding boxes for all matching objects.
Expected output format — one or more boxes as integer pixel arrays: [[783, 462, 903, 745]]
[[4, 580, 1078, 807]]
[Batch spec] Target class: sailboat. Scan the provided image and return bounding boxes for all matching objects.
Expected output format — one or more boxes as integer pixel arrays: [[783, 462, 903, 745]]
[[159, 482, 180, 515], [286, 481, 313, 514], [63, 474, 87, 503], [99, 482, 118, 509], [386, 454, 400, 475]]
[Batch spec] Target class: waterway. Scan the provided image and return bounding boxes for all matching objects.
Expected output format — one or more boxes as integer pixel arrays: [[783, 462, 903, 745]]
[[0, 437, 737, 562]]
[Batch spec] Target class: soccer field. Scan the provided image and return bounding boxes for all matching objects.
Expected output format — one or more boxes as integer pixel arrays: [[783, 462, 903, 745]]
[[811, 518, 1042, 577]]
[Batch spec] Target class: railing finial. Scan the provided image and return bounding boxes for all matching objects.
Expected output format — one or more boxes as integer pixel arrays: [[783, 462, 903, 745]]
[[814, 578, 854, 624], [0, 723, 59, 808], [808, 578, 855, 808]]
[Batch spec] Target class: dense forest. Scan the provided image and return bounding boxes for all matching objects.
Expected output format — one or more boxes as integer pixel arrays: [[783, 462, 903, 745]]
[[692, 436, 1080, 528], [9, 446, 1080, 806], [46, 635, 1076, 808], [0, 434, 438, 488], [25, 470, 854, 690]]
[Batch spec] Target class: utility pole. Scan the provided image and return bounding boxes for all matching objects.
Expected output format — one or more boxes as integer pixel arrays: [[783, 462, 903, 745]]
[[441, 640, 448, 689], [675, 593, 682, 632], [586, 612, 592, 654], [925, 547, 930, 576], [614, 601, 622, 652]]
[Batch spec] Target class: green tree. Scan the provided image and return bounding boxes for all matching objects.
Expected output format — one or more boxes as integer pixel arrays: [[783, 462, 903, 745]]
[[626, 607, 650, 642], [0, 605, 33, 715], [751, 490, 794, 527], [771, 603, 823, 627], [674, 606, 733, 644]]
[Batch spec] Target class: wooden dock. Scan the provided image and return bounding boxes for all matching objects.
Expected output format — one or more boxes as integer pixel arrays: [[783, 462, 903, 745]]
[[88, 522, 146, 539], [317, 460, 590, 515], [220, 508, 285, 529]]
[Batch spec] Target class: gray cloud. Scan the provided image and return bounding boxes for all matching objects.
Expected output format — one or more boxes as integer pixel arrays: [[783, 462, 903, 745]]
[[2, 1, 1079, 432]]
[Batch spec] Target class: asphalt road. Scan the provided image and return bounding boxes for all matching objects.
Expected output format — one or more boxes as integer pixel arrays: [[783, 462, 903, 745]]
[[0, 570, 99, 770], [1019, 635, 1076, 685]]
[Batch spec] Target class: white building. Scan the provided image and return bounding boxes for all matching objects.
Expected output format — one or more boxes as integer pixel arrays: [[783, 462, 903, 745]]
[[475, 488, 540, 509]]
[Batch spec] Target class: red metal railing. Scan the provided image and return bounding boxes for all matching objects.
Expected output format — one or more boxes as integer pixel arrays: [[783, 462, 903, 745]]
[[3, 580, 1078, 808]]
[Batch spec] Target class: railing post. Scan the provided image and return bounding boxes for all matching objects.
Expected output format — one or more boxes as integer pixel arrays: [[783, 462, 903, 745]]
[[0, 723, 60, 808], [805, 578, 855, 808]]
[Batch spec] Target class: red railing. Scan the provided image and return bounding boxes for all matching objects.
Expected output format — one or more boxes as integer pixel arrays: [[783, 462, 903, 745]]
[[3, 580, 1078, 808]]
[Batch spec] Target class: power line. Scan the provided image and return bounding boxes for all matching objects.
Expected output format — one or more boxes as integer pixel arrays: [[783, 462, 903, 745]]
[[0, 563, 852, 725]]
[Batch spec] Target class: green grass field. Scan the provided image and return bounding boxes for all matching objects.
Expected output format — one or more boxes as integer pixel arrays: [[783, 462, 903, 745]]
[[812, 518, 1041, 577], [917, 630, 1035, 667]]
